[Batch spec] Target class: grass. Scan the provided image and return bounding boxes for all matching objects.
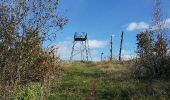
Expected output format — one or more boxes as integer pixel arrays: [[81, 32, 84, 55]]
[[49, 61, 170, 100], [4, 61, 170, 100]]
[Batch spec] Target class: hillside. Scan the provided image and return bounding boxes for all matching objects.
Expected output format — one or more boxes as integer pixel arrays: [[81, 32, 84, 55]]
[[12, 61, 170, 100]]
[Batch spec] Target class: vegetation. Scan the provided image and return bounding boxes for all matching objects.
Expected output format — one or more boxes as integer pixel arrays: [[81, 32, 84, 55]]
[[134, 0, 170, 79], [134, 30, 170, 79], [0, 0, 170, 99], [0, 0, 67, 99], [6, 61, 169, 99]]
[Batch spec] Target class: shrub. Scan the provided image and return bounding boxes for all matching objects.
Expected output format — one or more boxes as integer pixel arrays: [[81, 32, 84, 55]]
[[134, 30, 170, 79], [0, 0, 67, 99]]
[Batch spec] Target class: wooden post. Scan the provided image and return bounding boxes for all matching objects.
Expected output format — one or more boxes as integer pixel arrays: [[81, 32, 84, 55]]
[[101, 52, 104, 61], [110, 35, 113, 61], [119, 31, 124, 61]]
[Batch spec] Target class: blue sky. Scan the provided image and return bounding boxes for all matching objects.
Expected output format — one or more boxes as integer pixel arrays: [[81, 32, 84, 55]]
[[50, 0, 170, 61]]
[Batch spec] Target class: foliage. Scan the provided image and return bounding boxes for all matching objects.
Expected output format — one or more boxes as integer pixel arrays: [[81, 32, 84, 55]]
[[134, 30, 170, 79], [24, 61, 169, 100], [134, 0, 170, 79], [0, 0, 67, 99]]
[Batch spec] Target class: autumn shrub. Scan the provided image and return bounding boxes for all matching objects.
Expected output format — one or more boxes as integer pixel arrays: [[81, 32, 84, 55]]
[[0, 0, 67, 99], [0, 29, 54, 84], [134, 30, 170, 79]]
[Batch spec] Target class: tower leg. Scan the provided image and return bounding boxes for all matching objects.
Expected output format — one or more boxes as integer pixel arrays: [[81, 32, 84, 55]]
[[87, 40, 92, 61], [70, 41, 76, 60], [85, 41, 88, 61]]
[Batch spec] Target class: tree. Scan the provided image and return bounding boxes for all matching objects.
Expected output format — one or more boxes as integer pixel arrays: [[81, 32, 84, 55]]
[[0, 0, 67, 99], [134, 0, 170, 78], [135, 31, 155, 78]]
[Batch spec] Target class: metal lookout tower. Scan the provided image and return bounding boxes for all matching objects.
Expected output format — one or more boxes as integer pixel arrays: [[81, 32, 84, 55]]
[[70, 32, 91, 61]]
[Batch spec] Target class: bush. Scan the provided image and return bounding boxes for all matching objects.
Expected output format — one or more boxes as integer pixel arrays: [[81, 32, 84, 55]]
[[0, 0, 67, 99], [134, 30, 170, 79], [0, 29, 55, 84]]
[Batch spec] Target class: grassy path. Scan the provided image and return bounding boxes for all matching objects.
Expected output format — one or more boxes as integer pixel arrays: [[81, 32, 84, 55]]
[[56, 62, 103, 99], [15, 62, 170, 99], [50, 62, 170, 100], [53, 62, 135, 99]]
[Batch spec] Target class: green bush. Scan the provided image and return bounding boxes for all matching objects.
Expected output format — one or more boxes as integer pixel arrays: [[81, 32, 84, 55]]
[[134, 30, 170, 79]]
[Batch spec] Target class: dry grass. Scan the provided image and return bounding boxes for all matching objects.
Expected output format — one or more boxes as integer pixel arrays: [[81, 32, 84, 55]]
[[94, 61, 134, 79], [1, 61, 170, 99]]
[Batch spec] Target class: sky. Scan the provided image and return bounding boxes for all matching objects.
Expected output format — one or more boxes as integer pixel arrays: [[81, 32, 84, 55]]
[[48, 0, 170, 61]]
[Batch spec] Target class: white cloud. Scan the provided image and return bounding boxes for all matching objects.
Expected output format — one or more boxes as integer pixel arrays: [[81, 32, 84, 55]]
[[126, 22, 149, 31], [126, 18, 170, 32], [151, 19, 170, 30], [57, 41, 72, 60], [165, 18, 170, 28], [88, 40, 108, 48], [56, 39, 107, 60], [121, 50, 136, 60]]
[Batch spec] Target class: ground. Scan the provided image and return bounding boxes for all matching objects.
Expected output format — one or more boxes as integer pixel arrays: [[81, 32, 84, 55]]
[[15, 61, 170, 100]]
